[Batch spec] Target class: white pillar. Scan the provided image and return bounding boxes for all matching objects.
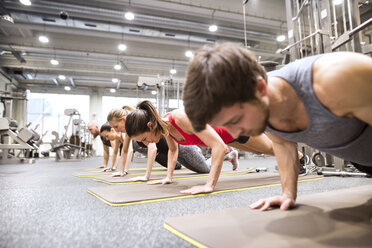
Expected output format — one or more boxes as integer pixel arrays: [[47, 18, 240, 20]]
[[89, 89, 104, 156]]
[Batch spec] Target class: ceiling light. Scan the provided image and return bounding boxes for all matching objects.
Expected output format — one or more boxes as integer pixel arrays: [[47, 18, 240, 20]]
[[58, 75, 66, 80], [124, 12, 135, 20], [38, 35, 49, 43], [170, 68, 177, 74], [50, 59, 59, 65], [20, 0, 32, 6], [64, 86, 71, 91], [360, 41, 366, 45], [114, 64, 122, 70], [185, 50, 193, 58], [276, 35, 286, 42], [110, 88, 116, 93], [151, 90, 157, 95], [209, 24, 218, 32], [333, 0, 343, 5], [112, 78, 119, 83], [118, 44, 127, 51]]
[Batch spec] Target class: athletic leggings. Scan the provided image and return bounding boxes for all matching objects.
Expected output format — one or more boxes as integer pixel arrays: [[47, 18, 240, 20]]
[[132, 142, 210, 173], [177, 145, 210, 173]]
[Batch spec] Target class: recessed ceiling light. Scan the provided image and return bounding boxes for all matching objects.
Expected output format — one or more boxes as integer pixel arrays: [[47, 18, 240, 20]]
[[209, 24, 218, 32], [114, 64, 122, 70], [112, 78, 119, 83], [276, 35, 286, 42], [125, 12, 135, 20], [151, 90, 157, 95], [20, 0, 31, 6], [110, 88, 116, 93], [185, 50, 193, 58], [50, 59, 59, 65], [38, 35, 49, 43], [64, 86, 71, 91], [58, 75, 66, 80], [170, 68, 177, 74], [118, 44, 127, 51]]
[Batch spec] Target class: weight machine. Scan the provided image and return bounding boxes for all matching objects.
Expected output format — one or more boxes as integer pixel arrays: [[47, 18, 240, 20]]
[[50, 109, 85, 162], [0, 91, 40, 164]]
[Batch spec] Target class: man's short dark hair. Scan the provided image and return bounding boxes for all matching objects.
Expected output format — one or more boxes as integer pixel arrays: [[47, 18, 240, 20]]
[[183, 42, 267, 132]]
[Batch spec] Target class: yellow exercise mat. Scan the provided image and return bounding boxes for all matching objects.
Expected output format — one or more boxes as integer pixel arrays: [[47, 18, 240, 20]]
[[88, 172, 322, 206], [93, 169, 254, 185], [73, 167, 190, 178], [164, 184, 372, 248]]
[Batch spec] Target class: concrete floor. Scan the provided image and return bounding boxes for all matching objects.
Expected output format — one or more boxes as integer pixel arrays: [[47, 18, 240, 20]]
[[1, 155, 371, 248]]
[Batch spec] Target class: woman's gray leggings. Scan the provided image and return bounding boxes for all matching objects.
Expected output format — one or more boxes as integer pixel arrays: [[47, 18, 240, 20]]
[[133, 142, 211, 173], [177, 145, 210, 173]]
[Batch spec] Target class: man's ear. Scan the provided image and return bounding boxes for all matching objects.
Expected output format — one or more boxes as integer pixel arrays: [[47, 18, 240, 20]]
[[256, 76, 268, 97]]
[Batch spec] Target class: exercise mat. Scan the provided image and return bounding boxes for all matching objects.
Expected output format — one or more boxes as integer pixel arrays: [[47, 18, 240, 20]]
[[93, 169, 255, 185], [164, 184, 372, 248], [85, 166, 168, 172], [88, 172, 322, 206], [73, 167, 189, 178]]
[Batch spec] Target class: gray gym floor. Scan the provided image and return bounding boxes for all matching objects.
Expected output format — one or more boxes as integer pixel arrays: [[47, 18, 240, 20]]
[[1, 156, 371, 248]]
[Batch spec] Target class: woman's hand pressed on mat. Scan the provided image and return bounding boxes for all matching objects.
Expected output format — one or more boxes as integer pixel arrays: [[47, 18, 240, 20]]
[[148, 177, 172, 185], [180, 184, 214, 195], [111, 171, 127, 177], [128, 176, 149, 182]]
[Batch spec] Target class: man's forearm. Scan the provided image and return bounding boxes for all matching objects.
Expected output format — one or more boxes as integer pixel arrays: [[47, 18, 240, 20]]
[[273, 142, 299, 200], [205, 145, 226, 188]]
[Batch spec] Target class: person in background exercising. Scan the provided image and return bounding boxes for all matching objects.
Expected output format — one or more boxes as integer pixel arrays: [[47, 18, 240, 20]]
[[99, 123, 133, 172], [87, 120, 120, 170], [182, 42, 372, 210]]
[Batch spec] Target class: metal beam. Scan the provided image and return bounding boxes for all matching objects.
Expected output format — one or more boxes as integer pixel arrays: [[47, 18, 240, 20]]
[[69, 78, 76, 88], [53, 78, 60, 86], [116, 80, 120, 90]]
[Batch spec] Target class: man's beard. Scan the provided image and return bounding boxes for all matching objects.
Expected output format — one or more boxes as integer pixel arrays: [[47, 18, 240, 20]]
[[251, 99, 269, 136]]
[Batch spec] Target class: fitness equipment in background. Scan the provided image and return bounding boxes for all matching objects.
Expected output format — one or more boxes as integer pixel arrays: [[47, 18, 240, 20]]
[[50, 108, 85, 162], [0, 91, 40, 164], [298, 143, 368, 177], [0, 117, 40, 164]]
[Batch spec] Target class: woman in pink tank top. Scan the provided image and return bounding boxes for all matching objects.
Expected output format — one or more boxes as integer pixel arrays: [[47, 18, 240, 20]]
[[125, 100, 275, 195]]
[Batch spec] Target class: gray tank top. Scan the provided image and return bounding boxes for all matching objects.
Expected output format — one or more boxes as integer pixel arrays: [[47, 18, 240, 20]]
[[266, 55, 372, 166]]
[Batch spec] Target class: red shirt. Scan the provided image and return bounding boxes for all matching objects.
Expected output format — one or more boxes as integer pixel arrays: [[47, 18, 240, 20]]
[[164, 112, 234, 147]]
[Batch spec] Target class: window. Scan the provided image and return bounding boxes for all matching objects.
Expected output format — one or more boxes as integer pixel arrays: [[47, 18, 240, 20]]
[[27, 93, 89, 143]]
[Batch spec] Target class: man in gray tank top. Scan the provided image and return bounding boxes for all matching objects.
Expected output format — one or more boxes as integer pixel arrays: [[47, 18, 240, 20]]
[[182, 42, 372, 211]]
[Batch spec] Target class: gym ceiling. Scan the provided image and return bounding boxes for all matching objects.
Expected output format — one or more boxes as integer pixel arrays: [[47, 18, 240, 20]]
[[0, 0, 371, 97]]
